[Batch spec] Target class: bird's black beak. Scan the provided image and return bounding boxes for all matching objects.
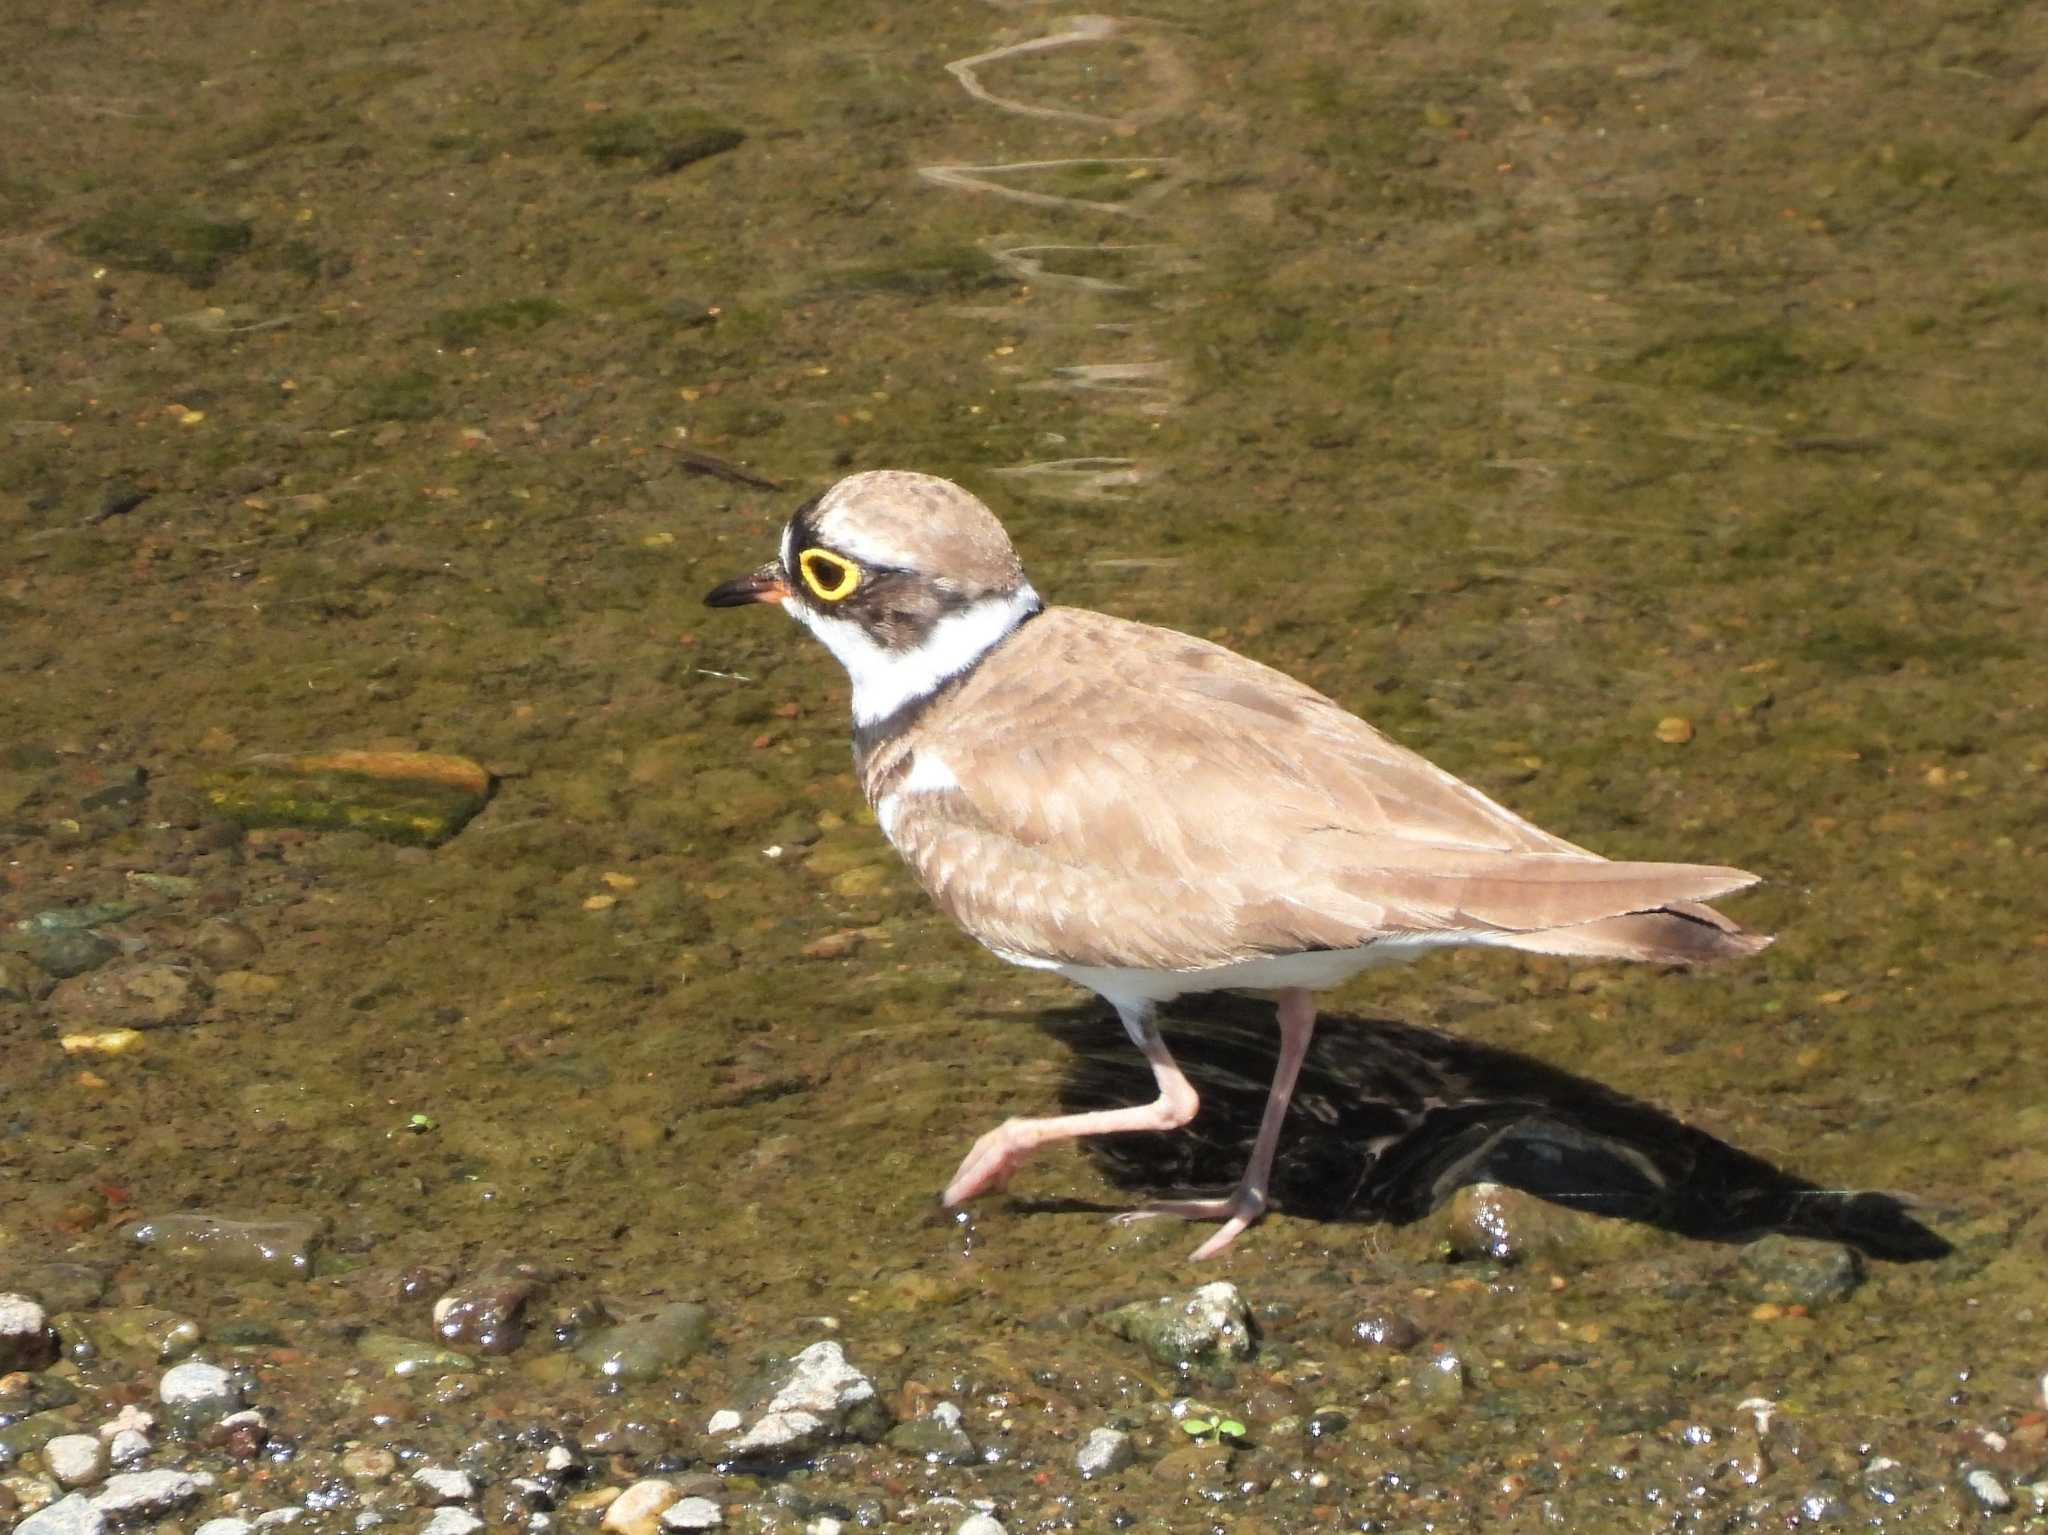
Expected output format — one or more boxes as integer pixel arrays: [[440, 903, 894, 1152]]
[[703, 561, 792, 608]]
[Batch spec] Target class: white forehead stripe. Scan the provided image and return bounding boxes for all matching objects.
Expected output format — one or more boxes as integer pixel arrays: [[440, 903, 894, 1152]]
[[787, 586, 1040, 726]]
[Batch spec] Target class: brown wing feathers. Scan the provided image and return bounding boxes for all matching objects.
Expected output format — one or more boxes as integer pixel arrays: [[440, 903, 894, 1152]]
[[867, 607, 1768, 971]]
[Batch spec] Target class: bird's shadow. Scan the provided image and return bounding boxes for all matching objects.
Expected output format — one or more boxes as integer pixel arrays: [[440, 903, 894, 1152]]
[[1007, 993, 1949, 1262]]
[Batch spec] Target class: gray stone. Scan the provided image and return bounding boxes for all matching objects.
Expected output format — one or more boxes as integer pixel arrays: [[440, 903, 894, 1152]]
[[726, 1341, 890, 1456], [0, 1293, 58, 1372], [886, 1411, 975, 1466], [105, 1431, 149, 1468], [158, 1358, 240, 1434], [18, 1492, 107, 1535], [1100, 1282, 1255, 1377], [253, 1510, 306, 1527], [421, 1510, 486, 1535], [1737, 1236, 1864, 1307], [43, 1435, 109, 1489], [661, 1496, 723, 1531], [1075, 1427, 1133, 1478], [956, 1516, 1006, 1535], [91, 1469, 203, 1521], [575, 1303, 710, 1382], [412, 1467, 475, 1504], [195, 1521, 255, 1535], [125, 1213, 321, 1280]]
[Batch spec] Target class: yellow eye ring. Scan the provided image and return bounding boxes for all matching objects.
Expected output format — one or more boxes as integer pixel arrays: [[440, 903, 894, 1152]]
[[798, 547, 860, 602]]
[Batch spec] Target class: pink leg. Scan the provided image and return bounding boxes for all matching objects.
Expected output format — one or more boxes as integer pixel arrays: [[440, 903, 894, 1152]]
[[1116, 987, 1318, 1259], [943, 1003, 1197, 1208]]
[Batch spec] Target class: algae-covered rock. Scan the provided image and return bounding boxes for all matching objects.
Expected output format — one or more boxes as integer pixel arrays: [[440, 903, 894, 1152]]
[[1737, 1235, 1864, 1307], [1100, 1282, 1255, 1378], [195, 751, 491, 846], [48, 963, 209, 1031], [124, 1213, 322, 1279], [356, 1331, 477, 1379], [574, 1302, 711, 1382]]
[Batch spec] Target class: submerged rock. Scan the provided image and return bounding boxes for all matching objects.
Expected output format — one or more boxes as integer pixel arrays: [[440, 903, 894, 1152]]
[[1737, 1235, 1864, 1307], [17, 1492, 106, 1535], [356, 1332, 476, 1379], [724, 1341, 891, 1457], [124, 1214, 322, 1280], [91, 1469, 205, 1521], [603, 1479, 678, 1535], [158, 1359, 241, 1434], [1100, 1282, 1255, 1377], [48, 963, 209, 1030], [886, 1402, 976, 1465], [195, 751, 491, 847], [432, 1265, 541, 1356], [43, 1435, 109, 1489], [574, 1303, 710, 1382], [1075, 1427, 1134, 1478], [1444, 1183, 1573, 1265]]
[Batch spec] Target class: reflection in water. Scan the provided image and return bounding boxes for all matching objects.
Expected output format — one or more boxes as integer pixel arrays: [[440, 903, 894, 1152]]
[[1028, 993, 1949, 1262]]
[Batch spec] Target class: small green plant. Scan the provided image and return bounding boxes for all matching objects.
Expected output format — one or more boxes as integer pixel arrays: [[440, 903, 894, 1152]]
[[1180, 1413, 1247, 1446]]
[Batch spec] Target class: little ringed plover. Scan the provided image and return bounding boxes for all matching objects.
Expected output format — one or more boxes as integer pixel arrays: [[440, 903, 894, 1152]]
[[706, 470, 1770, 1259]]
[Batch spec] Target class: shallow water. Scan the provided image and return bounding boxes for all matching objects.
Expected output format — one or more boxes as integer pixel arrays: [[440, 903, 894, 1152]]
[[3, 0, 2046, 1528]]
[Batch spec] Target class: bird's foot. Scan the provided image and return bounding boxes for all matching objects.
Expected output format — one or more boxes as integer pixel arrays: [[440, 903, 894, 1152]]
[[1112, 1186, 1269, 1260], [942, 1119, 1035, 1207]]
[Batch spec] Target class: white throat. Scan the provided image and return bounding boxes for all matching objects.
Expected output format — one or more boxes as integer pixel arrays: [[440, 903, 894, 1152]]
[[789, 585, 1041, 726]]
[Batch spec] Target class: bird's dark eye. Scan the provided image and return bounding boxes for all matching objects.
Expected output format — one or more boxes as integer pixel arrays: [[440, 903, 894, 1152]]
[[798, 547, 861, 602]]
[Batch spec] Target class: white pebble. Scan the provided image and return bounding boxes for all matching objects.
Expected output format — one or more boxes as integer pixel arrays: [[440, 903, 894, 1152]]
[[956, 1517, 1007, 1535], [421, 1510, 486, 1535], [44, 1434, 110, 1489], [254, 1509, 308, 1527], [160, 1359, 236, 1407], [106, 1429, 151, 1467], [603, 1479, 679, 1533], [16, 1491, 106, 1535], [705, 1409, 741, 1435], [97, 1405, 155, 1442], [543, 1444, 578, 1474], [413, 1468, 476, 1504], [91, 1469, 202, 1521], [196, 1521, 256, 1535], [1966, 1469, 2012, 1512], [805, 1520, 843, 1535], [661, 1497, 722, 1531]]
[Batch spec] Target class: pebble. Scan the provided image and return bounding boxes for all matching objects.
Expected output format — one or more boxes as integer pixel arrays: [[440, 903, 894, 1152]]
[[1075, 1427, 1133, 1478], [1349, 1310, 1422, 1351], [0, 1294, 58, 1373], [705, 1411, 741, 1436], [1737, 1235, 1863, 1307], [412, 1467, 476, 1504], [544, 1445, 580, 1474], [575, 1303, 710, 1382], [1099, 1282, 1254, 1375], [956, 1516, 1007, 1535], [47, 961, 210, 1030], [195, 1521, 255, 1535], [91, 1469, 205, 1521], [159, 1358, 241, 1431], [106, 1431, 150, 1467], [127, 1214, 322, 1281], [727, 1341, 889, 1456], [1404, 1349, 1469, 1416], [341, 1445, 397, 1480], [98, 1405, 155, 1442], [43, 1434, 109, 1489], [432, 1274, 536, 1356], [17, 1492, 106, 1535], [661, 1496, 723, 1530], [1444, 1183, 1568, 1265], [603, 1478, 679, 1535], [420, 1510, 486, 1535], [1965, 1468, 2011, 1512], [354, 1331, 476, 1379], [886, 1404, 976, 1466]]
